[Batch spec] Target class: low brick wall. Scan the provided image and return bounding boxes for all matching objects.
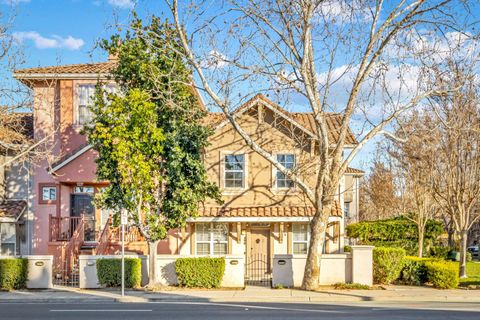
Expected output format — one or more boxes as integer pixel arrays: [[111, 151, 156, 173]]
[[272, 246, 373, 287]]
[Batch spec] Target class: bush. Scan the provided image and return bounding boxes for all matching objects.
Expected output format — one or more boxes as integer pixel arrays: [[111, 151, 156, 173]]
[[401, 256, 431, 285], [333, 282, 370, 290], [176, 257, 225, 288], [0, 258, 28, 290], [343, 245, 352, 253], [424, 260, 459, 289], [466, 252, 472, 262], [373, 247, 406, 284], [96, 258, 142, 288], [428, 246, 452, 259]]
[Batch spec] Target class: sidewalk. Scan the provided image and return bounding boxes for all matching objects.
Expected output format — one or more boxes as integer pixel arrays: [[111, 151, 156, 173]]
[[0, 285, 479, 304]]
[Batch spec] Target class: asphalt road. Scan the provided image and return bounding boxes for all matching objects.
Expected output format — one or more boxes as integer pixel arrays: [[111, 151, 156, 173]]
[[0, 301, 479, 319]]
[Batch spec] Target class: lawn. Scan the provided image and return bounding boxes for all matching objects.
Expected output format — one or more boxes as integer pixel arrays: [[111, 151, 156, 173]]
[[459, 261, 480, 287]]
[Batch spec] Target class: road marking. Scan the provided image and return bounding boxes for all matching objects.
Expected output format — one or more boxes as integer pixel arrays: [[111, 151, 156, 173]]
[[50, 309, 152, 312], [149, 301, 344, 313]]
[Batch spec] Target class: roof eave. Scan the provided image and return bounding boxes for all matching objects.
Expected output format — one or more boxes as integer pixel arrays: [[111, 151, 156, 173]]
[[13, 73, 111, 81]]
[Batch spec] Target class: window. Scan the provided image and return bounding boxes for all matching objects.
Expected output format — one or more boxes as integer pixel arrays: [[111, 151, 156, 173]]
[[77, 84, 96, 125], [224, 154, 245, 188], [344, 202, 351, 217], [74, 186, 94, 194], [42, 186, 57, 201], [195, 223, 228, 255], [0, 223, 16, 255], [275, 154, 295, 188], [292, 223, 309, 254], [76, 84, 118, 125]]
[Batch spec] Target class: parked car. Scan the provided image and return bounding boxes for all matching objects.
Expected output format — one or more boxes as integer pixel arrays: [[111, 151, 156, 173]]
[[467, 246, 479, 259]]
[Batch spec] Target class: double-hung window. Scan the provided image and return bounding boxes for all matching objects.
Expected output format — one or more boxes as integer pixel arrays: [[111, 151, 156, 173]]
[[275, 154, 295, 188], [224, 154, 245, 189], [0, 223, 16, 255], [292, 223, 309, 254], [77, 84, 96, 125], [196, 223, 228, 255]]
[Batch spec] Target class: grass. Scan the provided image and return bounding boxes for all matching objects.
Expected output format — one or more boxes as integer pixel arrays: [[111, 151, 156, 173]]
[[333, 282, 371, 290], [459, 261, 480, 288]]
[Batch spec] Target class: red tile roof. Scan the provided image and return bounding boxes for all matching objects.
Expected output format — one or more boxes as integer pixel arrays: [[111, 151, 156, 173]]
[[346, 167, 365, 175], [14, 62, 116, 76], [0, 200, 27, 220], [197, 202, 342, 218]]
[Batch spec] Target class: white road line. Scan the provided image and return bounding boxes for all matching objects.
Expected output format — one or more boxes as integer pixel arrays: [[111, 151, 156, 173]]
[[149, 301, 344, 313], [50, 309, 152, 312]]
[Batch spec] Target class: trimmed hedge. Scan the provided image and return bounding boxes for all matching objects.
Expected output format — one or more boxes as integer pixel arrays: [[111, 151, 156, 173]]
[[373, 247, 406, 284], [401, 256, 431, 285], [96, 258, 142, 288], [0, 258, 28, 290], [424, 260, 459, 289], [175, 257, 225, 288]]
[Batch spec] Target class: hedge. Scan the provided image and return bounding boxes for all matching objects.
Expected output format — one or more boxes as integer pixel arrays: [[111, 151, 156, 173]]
[[96, 258, 142, 288], [373, 247, 406, 284], [400, 256, 431, 285], [175, 257, 225, 288], [0, 258, 28, 290], [424, 260, 459, 289], [346, 217, 443, 255]]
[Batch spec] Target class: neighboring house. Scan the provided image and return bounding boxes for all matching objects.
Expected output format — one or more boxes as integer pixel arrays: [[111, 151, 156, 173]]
[[0, 113, 33, 256], [13, 58, 363, 283]]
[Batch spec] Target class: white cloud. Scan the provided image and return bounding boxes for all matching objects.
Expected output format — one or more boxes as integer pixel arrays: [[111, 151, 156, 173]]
[[315, 0, 371, 24], [13, 31, 85, 50], [202, 50, 229, 69], [107, 0, 134, 9], [2, 0, 30, 5]]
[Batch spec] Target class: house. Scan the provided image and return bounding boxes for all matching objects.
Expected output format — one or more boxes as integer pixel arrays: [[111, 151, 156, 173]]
[[13, 58, 363, 284], [0, 112, 32, 256]]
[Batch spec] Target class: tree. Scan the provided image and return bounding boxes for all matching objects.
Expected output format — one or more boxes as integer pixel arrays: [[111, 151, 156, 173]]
[[163, 0, 472, 289], [359, 161, 400, 221], [84, 16, 221, 285], [428, 63, 480, 278], [387, 113, 439, 257]]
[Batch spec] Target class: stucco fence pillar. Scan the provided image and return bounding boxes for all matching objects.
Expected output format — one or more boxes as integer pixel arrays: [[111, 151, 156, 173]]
[[272, 246, 373, 287], [25, 255, 53, 289], [156, 255, 245, 288], [79, 255, 149, 289]]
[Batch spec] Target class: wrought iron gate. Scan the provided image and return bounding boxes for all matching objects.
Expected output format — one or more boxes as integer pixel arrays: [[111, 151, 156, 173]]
[[53, 256, 79, 287], [245, 253, 271, 286]]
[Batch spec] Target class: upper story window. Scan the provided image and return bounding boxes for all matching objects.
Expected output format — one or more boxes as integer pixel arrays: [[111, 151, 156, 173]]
[[76, 84, 117, 125], [195, 223, 228, 255], [224, 154, 245, 189], [41, 186, 57, 201], [275, 154, 295, 188], [292, 223, 309, 254]]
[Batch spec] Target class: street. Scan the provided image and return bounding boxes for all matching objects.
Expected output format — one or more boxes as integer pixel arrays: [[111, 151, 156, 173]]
[[0, 301, 479, 319]]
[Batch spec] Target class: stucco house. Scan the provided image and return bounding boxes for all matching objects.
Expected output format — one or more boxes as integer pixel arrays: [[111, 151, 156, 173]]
[[0, 112, 32, 256], [13, 57, 363, 285]]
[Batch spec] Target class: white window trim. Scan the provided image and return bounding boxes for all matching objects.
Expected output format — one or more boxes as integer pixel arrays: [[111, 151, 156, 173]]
[[42, 186, 57, 201], [271, 151, 298, 192], [292, 223, 310, 255], [74, 83, 96, 126], [195, 222, 229, 256], [220, 151, 249, 194]]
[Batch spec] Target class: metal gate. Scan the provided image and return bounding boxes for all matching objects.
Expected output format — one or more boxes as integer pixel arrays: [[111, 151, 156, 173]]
[[245, 253, 271, 286], [53, 256, 79, 287]]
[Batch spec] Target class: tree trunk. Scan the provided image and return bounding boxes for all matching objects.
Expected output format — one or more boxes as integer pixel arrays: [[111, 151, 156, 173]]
[[459, 230, 468, 279], [418, 225, 424, 258], [148, 240, 160, 286], [302, 205, 329, 290]]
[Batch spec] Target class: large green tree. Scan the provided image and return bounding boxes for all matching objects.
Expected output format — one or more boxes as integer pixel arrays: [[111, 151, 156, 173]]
[[85, 16, 221, 285]]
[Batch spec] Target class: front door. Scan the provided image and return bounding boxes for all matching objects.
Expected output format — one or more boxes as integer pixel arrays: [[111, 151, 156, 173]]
[[71, 194, 95, 241], [246, 228, 271, 286]]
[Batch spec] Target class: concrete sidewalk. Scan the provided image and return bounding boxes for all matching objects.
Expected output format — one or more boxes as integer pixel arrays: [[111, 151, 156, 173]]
[[0, 285, 479, 304]]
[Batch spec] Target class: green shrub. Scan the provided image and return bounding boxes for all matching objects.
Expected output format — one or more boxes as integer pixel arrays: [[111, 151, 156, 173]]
[[428, 246, 452, 259], [424, 260, 459, 289], [175, 257, 225, 288], [333, 282, 370, 290], [0, 258, 28, 290], [466, 252, 472, 262], [96, 258, 142, 288], [401, 256, 431, 285], [343, 245, 352, 252], [373, 247, 406, 284]]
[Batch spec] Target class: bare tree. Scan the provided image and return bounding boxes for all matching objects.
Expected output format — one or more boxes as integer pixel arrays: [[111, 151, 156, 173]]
[[153, 0, 473, 289], [428, 63, 480, 278]]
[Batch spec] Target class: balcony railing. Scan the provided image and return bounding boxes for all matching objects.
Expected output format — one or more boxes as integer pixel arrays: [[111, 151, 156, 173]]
[[49, 215, 83, 242]]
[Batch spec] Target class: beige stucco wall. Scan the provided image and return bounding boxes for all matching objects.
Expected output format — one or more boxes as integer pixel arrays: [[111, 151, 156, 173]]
[[25, 255, 53, 289], [156, 255, 245, 288]]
